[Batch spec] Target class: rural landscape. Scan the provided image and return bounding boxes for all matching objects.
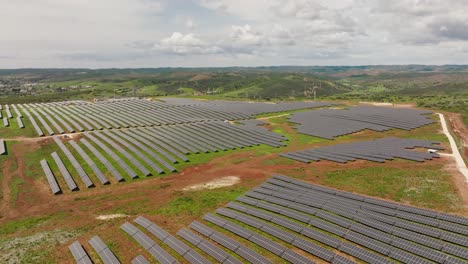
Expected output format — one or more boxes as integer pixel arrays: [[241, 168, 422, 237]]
[[0, 66, 467, 263], [2, 0, 468, 263]]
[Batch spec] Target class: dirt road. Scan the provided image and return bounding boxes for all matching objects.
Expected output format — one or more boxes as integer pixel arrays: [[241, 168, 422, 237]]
[[447, 112, 468, 157], [438, 113, 468, 182]]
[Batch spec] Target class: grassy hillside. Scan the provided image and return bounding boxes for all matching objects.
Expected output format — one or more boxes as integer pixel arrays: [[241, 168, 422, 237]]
[[1, 66, 467, 123]]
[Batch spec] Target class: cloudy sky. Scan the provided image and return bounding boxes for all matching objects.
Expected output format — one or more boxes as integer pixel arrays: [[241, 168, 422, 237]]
[[1, 0, 468, 68]]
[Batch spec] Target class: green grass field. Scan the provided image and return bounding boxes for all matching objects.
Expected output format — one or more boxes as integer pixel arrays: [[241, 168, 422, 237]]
[[155, 186, 248, 218]]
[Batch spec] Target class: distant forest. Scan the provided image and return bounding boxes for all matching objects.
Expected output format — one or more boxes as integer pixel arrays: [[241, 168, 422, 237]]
[[1, 65, 467, 123]]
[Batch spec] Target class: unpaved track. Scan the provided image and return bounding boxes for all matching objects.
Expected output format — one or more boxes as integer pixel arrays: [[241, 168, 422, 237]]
[[447, 112, 468, 157], [438, 113, 468, 181]]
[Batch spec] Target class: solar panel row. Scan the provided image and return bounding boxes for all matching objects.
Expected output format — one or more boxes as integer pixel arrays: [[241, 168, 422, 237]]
[[131, 255, 149, 264], [52, 136, 94, 188], [28, 108, 54, 135], [93, 132, 152, 176], [18, 99, 333, 137], [288, 106, 434, 139], [20, 99, 249, 134], [11, 104, 22, 118], [257, 180, 467, 253], [69, 140, 109, 185], [67, 174, 468, 264], [206, 210, 315, 264], [80, 138, 124, 182], [40, 159, 61, 194], [134, 216, 210, 264], [5, 106, 13, 119], [120, 222, 179, 264], [177, 228, 243, 264], [272, 174, 468, 225], [41, 121, 286, 193], [51, 152, 78, 191], [68, 241, 92, 264], [247, 175, 468, 262], [162, 98, 334, 115], [84, 134, 138, 179], [88, 236, 121, 264], [223, 201, 390, 263], [189, 221, 273, 264], [0, 138, 5, 155], [281, 137, 443, 164]]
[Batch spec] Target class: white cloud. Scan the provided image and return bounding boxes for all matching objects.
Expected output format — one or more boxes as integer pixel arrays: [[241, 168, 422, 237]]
[[271, 0, 324, 19], [1, 0, 468, 67], [154, 32, 223, 55], [230, 25, 266, 46]]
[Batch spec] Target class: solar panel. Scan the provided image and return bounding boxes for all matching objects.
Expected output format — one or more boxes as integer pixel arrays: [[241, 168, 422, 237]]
[[80, 138, 124, 182], [88, 236, 121, 264], [84, 134, 138, 179], [16, 117, 24, 128], [120, 222, 179, 264], [51, 152, 78, 191], [29, 107, 55, 135], [21, 108, 44, 136], [69, 140, 109, 185], [344, 232, 391, 255], [93, 132, 152, 176], [103, 131, 164, 174], [177, 228, 243, 264], [189, 220, 272, 263], [131, 255, 149, 264], [134, 216, 210, 264], [338, 243, 392, 264], [388, 248, 432, 264], [281, 137, 443, 164], [330, 254, 357, 264], [40, 159, 61, 195], [68, 241, 93, 264], [0, 138, 5, 155], [292, 238, 335, 262], [37, 108, 65, 134], [442, 243, 468, 259], [52, 136, 94, 188]]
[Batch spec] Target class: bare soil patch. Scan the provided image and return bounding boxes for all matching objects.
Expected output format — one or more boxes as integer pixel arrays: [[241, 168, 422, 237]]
[[182, 176, 241, 191], [96, 214, 129, 220]]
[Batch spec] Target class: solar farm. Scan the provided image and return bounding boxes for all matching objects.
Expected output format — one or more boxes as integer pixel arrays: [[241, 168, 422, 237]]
[[68, 175, 468, 264], [288, 106, 435, 139], [0, 97, 467, 264]]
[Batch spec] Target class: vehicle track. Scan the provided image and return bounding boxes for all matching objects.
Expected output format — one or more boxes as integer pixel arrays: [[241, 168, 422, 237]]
[[438, 113, 468, 182]]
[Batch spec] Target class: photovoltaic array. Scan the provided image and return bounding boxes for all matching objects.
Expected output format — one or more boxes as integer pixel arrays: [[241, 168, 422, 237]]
[[288, 106, 435, 139], [68, 174, 468, 264], [280, 137, 444, 164], [161, 98, 334, 115], [42, 121, 286, 194], [0, 104, 25, 129], [3, 98, 333, 137]]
